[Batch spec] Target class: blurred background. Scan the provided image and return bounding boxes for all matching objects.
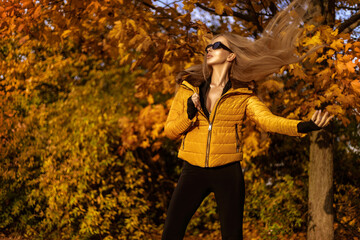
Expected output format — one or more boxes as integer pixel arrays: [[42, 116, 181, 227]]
[[0, 0, 359, 239]]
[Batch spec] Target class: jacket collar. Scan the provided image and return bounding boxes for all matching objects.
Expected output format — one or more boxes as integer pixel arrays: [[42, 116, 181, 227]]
[[181, 79, 253, 95], [180, 74, 254, 91]]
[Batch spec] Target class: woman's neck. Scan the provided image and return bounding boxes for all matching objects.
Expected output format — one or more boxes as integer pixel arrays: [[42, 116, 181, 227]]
[[210, 63, 231, 87]]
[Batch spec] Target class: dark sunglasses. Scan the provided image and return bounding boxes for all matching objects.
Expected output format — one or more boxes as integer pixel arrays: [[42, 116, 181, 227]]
[[205, 41, 233, 53]]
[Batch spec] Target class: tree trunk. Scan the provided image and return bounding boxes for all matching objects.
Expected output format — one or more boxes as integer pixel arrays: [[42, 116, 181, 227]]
[[304, 0, 335, 238], [307, 130, 334, 240]]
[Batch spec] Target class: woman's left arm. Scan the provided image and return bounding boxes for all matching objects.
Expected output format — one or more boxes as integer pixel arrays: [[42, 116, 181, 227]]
[[246, 96, 333, 137]]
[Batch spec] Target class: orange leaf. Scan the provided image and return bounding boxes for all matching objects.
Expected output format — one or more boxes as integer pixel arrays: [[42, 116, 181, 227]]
[[33, 5, 41, 19], [350, 80, 360, 95], [345, 43, 352, 52], [335, 61, 346, 74], [19, 35, 29, 44], [346, 61, 356, 73]]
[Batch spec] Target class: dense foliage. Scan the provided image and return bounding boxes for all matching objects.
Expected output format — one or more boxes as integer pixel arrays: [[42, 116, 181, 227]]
[[1, 0, 359, 239]]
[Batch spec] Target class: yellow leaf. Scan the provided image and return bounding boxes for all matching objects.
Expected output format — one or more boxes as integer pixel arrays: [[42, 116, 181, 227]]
[[126, 19, 137, 31], [325, 104, 344, 115], [279, 65, 287, 74], [19, 35, 29, 44], [346, 61, 356, 73], [316, 68, 331, 78], [61, 30, 72, 38], [335, 61, 346, 74], [293, 65, 307, 79], [213, 0, 225, 15], [152, 154, 160, 162], [109, 21, 123, 39], [316, 55, 327, 63], [119, 53, 130, 65], [147, 94, 154, 104], [33, 5, 41, 18], [99, 17, 107, 24], [183, 2, 195, 12], [339, 116, 350, 126], [303, 31, 322, 46], [162, 63, 173, 75], [330, 39, 343, 51], [326, 49, 335, 56], [304, 24, 315, 31], [350, 80, 360, 95], [331, 28, 338, 36], [353, 41, 360, 47], [130, 60, 137, 71], [17, 24, 25, 32], [345, 43, 352, 52], [327, 59, 334, 66], [22, 0, 34, 8]]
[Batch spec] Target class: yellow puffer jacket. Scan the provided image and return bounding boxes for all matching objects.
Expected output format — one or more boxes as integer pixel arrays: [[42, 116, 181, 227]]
[[164, 80, 305, 168]]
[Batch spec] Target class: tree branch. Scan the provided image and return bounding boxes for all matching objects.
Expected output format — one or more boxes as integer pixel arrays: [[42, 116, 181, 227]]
[[195, 3, 253, 22], [337, 12, 360, 34], [246, 0, 263, 32], [139, 0, 187, 28], [195, 3, 263, 32], [268, 1, 278, 16], [337, 6, 359, 11]]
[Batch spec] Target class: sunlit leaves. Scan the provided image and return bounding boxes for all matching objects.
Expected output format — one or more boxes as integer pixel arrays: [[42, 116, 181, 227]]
[[1, 0, 360, 239], [350, 80, 360, 95], [275, 25, 360, 127]]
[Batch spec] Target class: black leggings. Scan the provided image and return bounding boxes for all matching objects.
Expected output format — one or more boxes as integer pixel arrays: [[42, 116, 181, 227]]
[[162, 160, 245, 240]]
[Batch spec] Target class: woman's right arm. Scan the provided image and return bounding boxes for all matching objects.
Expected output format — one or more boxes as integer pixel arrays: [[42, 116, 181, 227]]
[[164, 87, 197, 140]]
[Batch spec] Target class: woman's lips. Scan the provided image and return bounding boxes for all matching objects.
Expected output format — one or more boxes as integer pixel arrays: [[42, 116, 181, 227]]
[[207, 55, 213, 58]]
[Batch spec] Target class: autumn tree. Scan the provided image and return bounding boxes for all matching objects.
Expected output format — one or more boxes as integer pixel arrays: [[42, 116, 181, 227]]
[[303, 1, 360, 239], [1, 0, 359, 239]]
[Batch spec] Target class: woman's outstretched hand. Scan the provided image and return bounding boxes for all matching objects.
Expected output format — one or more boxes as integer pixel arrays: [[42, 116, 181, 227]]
[[311, 110, 334, 128]]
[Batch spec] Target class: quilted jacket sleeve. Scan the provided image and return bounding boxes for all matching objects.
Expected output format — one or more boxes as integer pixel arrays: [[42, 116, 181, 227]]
[[246, 95, 306, 137], [164, 87, 197, 140]]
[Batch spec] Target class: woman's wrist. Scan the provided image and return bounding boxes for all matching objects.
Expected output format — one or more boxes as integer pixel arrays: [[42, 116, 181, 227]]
[[297, 120, 322, 133], [187, 97, 198, 120]]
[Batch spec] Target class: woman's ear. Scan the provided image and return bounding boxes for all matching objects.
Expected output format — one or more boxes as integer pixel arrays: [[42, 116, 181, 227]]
[[227, 53, 236, 61]]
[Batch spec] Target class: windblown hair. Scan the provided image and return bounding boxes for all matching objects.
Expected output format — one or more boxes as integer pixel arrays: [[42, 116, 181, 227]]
[[176, 0, 320, 88]]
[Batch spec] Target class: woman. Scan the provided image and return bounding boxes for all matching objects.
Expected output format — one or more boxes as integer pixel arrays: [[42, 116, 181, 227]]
[[162, 1, 333, 239]]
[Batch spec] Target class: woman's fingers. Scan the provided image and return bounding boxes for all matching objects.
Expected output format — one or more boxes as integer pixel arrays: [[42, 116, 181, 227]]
[[318, 111, 329, 127], [191, 93, 201, 110], [322, 113, 334, 127], [311, 110, 334, 127], [322, 115, 334, 127], [311, 110, 320, 123]]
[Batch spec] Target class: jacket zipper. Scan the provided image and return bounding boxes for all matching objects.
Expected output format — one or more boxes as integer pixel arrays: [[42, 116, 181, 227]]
[[204, 93, 235, 167], [235, 123, 240, 153], [205, 123, 212, 167]]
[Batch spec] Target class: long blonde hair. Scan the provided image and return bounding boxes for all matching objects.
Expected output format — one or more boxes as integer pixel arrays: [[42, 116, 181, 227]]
[[176, 0, 320, 88]]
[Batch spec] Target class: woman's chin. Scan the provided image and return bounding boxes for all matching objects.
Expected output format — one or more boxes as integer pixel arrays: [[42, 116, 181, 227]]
[[206, 58, 227, 66], [206, 60, 216, 66]]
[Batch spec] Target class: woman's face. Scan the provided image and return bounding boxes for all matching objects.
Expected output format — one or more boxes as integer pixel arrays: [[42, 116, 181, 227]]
[[206, 36, 234, 66]]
